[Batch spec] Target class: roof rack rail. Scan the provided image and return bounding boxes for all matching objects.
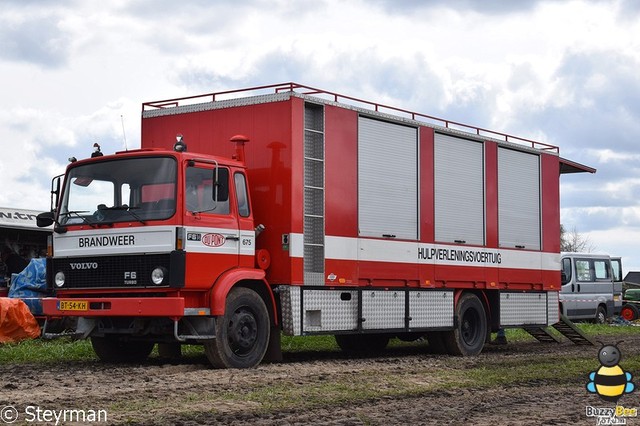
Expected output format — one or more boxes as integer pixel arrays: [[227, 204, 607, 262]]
[[142, 82, 559, 153]]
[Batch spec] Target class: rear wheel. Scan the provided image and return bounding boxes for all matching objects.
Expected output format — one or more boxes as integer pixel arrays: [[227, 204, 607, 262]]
[[335, 334, 390, 353], [620, 304, 639, 321], [204, 287, 270, 369], [444, 293, 487, 356], [91, 336, 154, 363]]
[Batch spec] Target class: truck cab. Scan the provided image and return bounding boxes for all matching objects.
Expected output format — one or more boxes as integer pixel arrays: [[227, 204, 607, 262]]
[[38, 142, 276, 368]]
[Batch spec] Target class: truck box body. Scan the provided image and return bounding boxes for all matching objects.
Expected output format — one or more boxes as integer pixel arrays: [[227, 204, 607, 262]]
[[139, 85, 564, 334]]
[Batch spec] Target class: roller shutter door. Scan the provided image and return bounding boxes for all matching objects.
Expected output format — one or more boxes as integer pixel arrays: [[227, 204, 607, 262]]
[[358, 117, 418, 240], [498, 147, 541, 250], [434, 134, 484, 245]]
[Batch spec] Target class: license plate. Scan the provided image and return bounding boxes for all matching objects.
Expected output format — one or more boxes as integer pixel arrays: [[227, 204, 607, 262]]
[[58, 300, 88, 311]]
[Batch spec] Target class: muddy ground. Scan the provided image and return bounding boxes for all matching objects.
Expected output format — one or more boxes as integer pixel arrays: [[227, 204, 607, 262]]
[[2, 332, 640, 425]]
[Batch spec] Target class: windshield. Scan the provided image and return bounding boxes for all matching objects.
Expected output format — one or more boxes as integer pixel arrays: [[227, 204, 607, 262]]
[[59, 157, 177, 225]]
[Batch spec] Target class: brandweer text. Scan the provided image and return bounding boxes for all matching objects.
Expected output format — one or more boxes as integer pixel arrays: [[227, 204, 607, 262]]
[[78, 235, 135, 248]]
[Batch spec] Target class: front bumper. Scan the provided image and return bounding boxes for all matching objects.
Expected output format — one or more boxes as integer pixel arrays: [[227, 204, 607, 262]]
[[42, 297, 186, 317]]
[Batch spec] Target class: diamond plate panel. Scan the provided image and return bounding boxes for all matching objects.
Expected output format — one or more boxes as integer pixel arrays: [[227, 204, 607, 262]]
[[547, 291, 559, 325], [409, 291, 454, 328], [279, 286, 301, 336], [362, 290, 405, 330], [500, 292, 548, 326], [302, 289, 358, 332], [142, 92, 294, 118], [304, 271, 325, 286]]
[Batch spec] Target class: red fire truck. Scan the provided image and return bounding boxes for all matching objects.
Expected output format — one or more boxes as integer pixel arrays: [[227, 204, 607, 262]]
[[37, 83, 593, 368]]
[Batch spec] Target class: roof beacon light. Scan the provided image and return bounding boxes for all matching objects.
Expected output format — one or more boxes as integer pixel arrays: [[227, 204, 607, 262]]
[[174, 134, 187, 152], [91, 142, 103, 158]]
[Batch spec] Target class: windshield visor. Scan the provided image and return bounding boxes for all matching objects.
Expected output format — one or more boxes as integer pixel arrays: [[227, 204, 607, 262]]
[[59, 157, 177, 225]]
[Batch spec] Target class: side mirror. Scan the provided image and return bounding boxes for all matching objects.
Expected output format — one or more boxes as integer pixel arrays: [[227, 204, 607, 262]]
[[37, 211, 55, 228], [560, 271, 568, 285], [50, 174, 63, 211]]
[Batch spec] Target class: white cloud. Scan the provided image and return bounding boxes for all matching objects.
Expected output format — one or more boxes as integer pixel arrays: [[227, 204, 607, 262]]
[[0, 0, 639, 272], [586, 227, 640, 274]]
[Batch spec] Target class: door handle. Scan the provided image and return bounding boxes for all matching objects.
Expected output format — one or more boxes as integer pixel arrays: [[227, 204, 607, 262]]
[[225, 236, 240, 241]]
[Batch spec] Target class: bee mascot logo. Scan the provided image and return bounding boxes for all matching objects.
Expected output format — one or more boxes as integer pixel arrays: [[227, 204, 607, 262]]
[[587, 341, 635, 403]]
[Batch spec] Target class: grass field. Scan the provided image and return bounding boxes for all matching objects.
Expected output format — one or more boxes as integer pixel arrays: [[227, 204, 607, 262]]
[[0, 323, 636, 365]]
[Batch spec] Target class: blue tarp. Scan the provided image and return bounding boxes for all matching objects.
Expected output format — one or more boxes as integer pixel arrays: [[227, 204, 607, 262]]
[[8, 258, 47, 315]]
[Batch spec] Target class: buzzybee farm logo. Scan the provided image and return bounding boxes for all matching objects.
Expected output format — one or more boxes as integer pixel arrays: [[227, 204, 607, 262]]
[[585, 342, 637, 424]]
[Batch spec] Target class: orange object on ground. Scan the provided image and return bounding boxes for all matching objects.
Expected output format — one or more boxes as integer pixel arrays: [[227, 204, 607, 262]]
[[0, 297, 41, 343]]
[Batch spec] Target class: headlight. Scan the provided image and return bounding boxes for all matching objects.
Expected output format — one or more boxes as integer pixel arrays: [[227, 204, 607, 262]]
[[151, 267, 167, 285], [54, 271, 65, 287]]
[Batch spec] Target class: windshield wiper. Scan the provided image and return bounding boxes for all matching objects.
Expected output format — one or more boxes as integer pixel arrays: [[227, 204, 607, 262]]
[[190, 205, 222, 215], [59, 210, 97, 228], [99, 206, 147, 225]]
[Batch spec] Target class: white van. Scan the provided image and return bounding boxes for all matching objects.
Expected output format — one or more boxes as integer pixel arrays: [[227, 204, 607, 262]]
[[560, 253, 615, 323]]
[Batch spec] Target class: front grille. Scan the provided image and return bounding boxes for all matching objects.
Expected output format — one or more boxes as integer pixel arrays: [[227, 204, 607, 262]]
[[52, 254, 173, 289]]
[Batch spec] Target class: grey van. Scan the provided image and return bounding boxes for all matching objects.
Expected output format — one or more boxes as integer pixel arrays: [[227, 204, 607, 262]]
[[560, 252, 615, 323]]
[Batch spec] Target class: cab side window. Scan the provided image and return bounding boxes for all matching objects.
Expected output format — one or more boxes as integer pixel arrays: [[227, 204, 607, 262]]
[[234, 172, 250, 217], [185, 166, 229, 214]]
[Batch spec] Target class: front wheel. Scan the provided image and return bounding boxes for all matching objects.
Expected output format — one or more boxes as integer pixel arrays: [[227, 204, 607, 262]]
[[91, 336, 154, 363], [444, 293, 487, 356], [204, 287, 270, 369]]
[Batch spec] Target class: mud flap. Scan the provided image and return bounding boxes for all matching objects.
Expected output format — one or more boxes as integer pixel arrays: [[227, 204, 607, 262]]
[[262, 325, 282, 362], [158, 343, 182, 359]]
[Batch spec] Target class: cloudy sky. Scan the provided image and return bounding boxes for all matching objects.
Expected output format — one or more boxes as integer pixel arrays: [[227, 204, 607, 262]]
[[2, 0, 640, 271]]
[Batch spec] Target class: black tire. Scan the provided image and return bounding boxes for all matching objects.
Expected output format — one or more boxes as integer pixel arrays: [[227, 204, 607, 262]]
[[426, 332, 448, 354], [444, 293, 487, 356], [334, 334, 390, 353], [204, 287, 270, 369], [594, 305, 607, 324], [90, 336, 154, 363], [621, 304, 639, 321]]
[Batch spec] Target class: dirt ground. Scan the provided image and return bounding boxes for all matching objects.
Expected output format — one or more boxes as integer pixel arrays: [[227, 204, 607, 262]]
[[2, 332, 640, 426]]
